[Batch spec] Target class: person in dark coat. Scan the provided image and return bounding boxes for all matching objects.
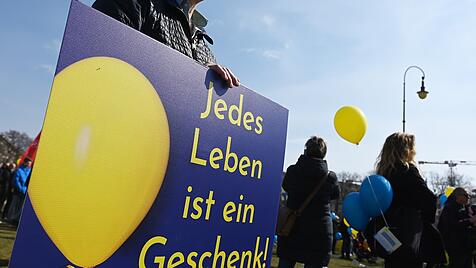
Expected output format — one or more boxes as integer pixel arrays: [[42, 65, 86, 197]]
[[0, 162, 14, 215], [92, 0, 240, 87], [437, 187, 476, 268], [1, 162, 16, 220], [277, 136, 340, 268], [370, 132, 445, 268]]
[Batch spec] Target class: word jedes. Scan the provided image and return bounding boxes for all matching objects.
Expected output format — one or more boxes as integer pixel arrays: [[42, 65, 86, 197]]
[[200, 81, 263, 134], [190, 81, 264, 179]]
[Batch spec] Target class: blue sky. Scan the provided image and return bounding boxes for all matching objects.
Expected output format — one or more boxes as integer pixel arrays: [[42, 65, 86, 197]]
[[1, 0, 476, 186]]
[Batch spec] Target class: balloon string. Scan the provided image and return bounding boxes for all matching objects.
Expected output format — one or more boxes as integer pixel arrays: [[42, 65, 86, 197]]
[[367, 176, 390, 228]]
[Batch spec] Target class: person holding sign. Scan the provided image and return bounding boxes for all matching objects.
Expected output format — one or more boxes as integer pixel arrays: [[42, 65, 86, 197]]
[[372, 133, 445, 268], [92, 0, 240, 87], [277, 136, 340, 268]]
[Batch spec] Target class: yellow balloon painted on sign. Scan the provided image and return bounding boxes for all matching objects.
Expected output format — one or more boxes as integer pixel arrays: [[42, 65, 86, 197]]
[[28, 57, 170, 267], [334, 106, 367, 145]]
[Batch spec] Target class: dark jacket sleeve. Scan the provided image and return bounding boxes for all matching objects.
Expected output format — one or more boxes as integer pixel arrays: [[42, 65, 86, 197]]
[[408, 166, 437, 223], [441, 205, 472, 232], [282, 165, 297, 193], [437, 203, 473, 254], [329, 171, 340, 200], [92, 0, 150, 31], [0, 169, 5, 184], [282, 165, 307, 210]]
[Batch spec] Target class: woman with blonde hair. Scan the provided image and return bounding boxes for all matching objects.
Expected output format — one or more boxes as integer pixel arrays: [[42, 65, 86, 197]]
[[368, 133, 445, 268]]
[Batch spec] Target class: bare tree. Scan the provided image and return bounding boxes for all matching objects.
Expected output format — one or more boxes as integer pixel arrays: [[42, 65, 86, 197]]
[[451, 172, 473, 190], [336, 171, 363, 183], [424, 171, 447, 194], [0, 130, 32, 163], [424, 170, 473, 194], [333, 171, 364, 214]]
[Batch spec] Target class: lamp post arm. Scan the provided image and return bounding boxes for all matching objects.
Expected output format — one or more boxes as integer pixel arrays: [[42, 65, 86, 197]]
[[402, 65, 426, 133], [404, 65, 426, 81]]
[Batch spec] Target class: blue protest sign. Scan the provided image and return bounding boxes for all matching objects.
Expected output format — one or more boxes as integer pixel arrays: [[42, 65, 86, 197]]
[[9, 1, 288, 267]]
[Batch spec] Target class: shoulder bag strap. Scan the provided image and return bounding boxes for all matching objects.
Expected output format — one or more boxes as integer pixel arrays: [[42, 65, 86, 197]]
[[297, 171, 330, 215]]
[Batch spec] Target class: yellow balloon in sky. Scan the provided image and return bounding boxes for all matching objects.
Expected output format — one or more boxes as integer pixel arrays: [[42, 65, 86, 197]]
[[445, 186, 455, 197], [28, 57, 170, 267], [334, 106, 367, 145]]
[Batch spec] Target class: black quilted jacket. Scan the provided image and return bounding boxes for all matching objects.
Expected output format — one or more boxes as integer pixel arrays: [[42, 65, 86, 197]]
[[277, 155, 340, 265], [92, 0, 216, 66]]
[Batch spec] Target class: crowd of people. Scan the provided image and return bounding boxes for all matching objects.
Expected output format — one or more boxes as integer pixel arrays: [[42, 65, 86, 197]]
[[331, 216, 376, 265], [4, 135, 474, 268], [277, 133, 476, 268], [0, 158, 32, 227], [1, 0, 475, 267]]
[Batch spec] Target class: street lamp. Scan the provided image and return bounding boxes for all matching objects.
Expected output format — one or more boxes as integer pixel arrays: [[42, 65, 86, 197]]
[[403, 65, 428, 132]]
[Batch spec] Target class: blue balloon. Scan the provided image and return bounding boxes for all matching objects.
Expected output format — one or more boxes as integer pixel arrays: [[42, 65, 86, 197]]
[[439, 195, 447, 208], [343, 192, 370, 231], [360, 175, 393, 217], [335, 232, 343, 240]]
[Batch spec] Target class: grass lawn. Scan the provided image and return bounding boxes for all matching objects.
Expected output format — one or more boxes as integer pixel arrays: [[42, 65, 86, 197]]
[[0, 225, 383, 268], [0, 222, 16, 268], [270, 246, 384, 268], [327, 257, 383, 268]]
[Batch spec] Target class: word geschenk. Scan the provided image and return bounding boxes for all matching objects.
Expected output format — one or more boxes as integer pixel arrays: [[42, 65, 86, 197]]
[[190, 81, 264, 179]]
